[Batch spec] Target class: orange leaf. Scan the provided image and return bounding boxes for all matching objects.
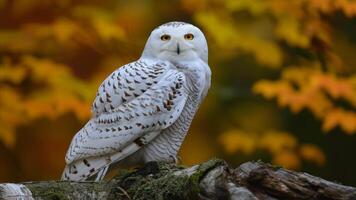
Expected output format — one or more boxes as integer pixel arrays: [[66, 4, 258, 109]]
[[299, 144, 326, 166], [272, 151, 301, 170], [219, 130, 256, 154]]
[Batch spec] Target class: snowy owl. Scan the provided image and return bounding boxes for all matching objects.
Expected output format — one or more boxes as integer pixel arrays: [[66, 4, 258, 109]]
[[61, 21, 211, 181]]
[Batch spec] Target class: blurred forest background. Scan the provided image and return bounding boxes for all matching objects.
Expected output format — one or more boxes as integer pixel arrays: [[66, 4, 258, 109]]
[[1, 0, 356, 186]]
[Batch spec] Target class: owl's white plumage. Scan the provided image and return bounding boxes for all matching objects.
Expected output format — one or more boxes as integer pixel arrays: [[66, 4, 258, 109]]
[[61, 22, 211, 181]]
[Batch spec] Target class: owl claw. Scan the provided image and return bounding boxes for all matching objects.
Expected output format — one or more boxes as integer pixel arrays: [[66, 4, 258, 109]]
[[169, 155, 181, 164]]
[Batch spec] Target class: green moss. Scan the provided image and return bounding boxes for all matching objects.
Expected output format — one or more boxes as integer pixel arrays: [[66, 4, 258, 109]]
[[113, 159, 225, 200], [39, 192, 68, 200], [130, 174, 197, 200], [26, 181, 111, 200], [26, 182, 71, 200], [189, 158, 225, 184]]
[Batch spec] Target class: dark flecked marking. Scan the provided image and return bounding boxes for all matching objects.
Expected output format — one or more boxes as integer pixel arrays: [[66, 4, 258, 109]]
[[83, 159, 90, 167], [124, 91, 131, 97], [134, 137, 145, 147]]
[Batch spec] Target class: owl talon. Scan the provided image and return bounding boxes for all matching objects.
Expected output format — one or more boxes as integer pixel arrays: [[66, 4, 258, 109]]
[[169, 155, 181, 164]]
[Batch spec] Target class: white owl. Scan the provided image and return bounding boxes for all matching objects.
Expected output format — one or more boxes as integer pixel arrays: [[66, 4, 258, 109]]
[[61, 21, 211, 181]]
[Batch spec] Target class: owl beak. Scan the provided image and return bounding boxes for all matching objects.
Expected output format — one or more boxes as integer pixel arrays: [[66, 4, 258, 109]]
[[176, 43, 180, 55]]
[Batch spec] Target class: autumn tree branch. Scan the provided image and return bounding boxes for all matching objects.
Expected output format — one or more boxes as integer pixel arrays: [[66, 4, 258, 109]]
[[0, 159, 355, 200]]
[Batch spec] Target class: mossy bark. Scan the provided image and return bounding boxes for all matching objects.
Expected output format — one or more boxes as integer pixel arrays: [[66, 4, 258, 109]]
[[1, 159, 355, 200]]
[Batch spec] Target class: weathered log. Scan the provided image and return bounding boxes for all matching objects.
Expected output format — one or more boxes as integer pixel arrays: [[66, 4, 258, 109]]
[[0, 159, 355, 200]]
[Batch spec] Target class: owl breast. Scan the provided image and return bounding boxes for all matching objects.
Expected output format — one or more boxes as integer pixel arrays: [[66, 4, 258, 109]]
[[137, 60, 211, 163]]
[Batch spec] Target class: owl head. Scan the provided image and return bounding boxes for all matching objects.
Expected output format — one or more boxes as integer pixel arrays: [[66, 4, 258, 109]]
[[141, 22, 208, 64]]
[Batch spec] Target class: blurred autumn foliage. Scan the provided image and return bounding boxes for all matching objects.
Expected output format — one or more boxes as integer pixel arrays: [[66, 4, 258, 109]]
[[1, 0, 356, 185]]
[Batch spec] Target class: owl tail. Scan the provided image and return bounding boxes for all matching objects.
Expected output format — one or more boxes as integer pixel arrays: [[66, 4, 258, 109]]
[[61, 143, 137, 181], [61, 131, 162, 181], [61, 164, 109, 181], [61, 156, 112, 181], [95, 165, 109, 181]]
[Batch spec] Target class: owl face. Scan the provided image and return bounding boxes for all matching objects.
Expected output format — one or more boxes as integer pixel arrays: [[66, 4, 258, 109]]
[[141, 22, 208, 63]]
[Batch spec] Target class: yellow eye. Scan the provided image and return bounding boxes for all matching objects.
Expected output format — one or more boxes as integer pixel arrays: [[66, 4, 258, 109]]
[[184, 33, 194, 40], [160, 34, 171, 41]]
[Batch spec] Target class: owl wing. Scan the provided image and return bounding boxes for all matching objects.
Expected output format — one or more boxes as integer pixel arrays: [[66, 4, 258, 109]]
[[62, 61, 187, 181], [91, 60, 168, 117]]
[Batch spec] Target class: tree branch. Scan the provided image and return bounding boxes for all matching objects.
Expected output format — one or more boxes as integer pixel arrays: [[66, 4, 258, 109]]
[[0, 159, 355, 200]]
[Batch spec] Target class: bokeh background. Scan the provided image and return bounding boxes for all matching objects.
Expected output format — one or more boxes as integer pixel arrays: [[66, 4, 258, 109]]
[[1, 0, 356, 186]]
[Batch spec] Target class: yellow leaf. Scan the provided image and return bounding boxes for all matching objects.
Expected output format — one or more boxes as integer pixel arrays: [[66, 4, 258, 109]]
[[0, 87, 24, 124], [23, 100, 56, 120], [51, 18, 79, 43], [273, 151, 301, 170], [225, 0, 267, 15], [309, 0, 334, 14], [0, 60, 27, 84], [253, 79, 291, 99], [304, 90, 332, 118], [316, 74, 353, 100], [335, 0, 356, 17], [0, 126, 16, 149], [322, 108, 356, 134], [92, 18, 125, 41], [299, 144, 326, 166], [281, 65, 318, 86], [250, 39, 282, 67], [275, 16, 309, 47], [259, 131, 297, 154], [53, 94, 91, 121], [219, 130, 256, 154]]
